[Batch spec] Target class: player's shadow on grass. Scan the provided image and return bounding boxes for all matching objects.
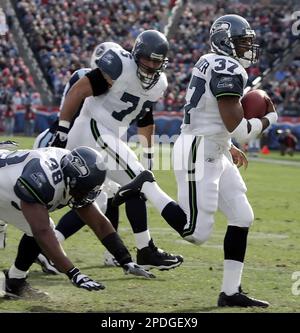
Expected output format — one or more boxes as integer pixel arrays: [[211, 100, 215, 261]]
[[30, 269, 164, 283]]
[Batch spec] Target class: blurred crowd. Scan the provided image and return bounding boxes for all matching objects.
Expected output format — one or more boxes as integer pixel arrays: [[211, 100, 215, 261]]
[[0, 0, 299, 117], [14, 0, 170, 101], [263, 56, 300, 116]]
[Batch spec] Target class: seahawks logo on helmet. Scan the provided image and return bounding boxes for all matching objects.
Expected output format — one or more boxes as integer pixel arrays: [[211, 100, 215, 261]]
[[70, 155, 89, 177], [211, 21, 231, 34]]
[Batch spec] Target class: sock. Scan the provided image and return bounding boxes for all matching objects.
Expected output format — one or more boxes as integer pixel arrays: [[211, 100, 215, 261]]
[[161, 201, 187, 235], [134, 230, 151, 249], [222, 225, 249, 295], [224, 225, 249, 262], [221, 260, 244, 295], [101, 232, 132, 266], [8, 264, 28, 279], [125, 194, 147, 233], [105, 198, 119, 231], [141, 181, 173, 214], [14, 234, 41, 272], [56, 210, 85, 239]]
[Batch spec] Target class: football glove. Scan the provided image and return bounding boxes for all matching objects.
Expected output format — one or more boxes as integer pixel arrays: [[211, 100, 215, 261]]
[[67, 267, 105, 291], [123, 262, 156, 279], [49, 121, 70, 148]]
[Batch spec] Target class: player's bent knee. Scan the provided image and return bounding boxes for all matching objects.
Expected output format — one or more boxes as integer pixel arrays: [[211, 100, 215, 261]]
[[230, 195, 254, 228], [183, 213, 214, 245]]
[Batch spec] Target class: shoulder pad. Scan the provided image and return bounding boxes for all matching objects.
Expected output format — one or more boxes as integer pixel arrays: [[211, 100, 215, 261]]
[[14, 158, 55, 205], [68, 68, 91, 89], [97, 49, 123, 80]]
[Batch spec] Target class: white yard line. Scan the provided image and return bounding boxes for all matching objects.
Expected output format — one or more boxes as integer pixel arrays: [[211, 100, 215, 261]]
[[119, 227, 288, 240], [248, 157, 300, 167]]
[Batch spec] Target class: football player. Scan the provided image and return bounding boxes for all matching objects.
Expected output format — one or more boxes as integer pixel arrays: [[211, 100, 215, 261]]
[[0, 140, 19, 249], [33, 42, 122, 270], [0, 146, 154, 299], [113, 15, 278, 307], [47, 30, 183, 271]]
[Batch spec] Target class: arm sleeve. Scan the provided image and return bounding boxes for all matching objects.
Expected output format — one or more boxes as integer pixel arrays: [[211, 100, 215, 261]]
[[137, 110, 154, 127], [85, 68, 110, 96], [14, 159, 55, 205], [210, 71, 244, 98]]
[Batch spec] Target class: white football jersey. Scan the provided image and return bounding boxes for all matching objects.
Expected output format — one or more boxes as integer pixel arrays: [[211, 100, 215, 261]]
[[80, 45, 168, 136], [181, 53, 248, 146], [0, 148, 70, 213]]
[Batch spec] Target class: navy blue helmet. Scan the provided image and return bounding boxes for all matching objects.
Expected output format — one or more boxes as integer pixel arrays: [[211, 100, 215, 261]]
[[61, 146, 106, 208], [132, 30, 169, 89], [210, 14, 259, 68]]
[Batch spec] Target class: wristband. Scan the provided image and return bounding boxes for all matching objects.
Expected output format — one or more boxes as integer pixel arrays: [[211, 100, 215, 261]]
[[59, 120, 71, 129], [262, 112, 278, 126], [66, 266, 79, 279]]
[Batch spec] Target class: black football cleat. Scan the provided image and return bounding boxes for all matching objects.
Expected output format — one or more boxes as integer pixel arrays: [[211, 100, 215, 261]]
[[218, 291, 269, 308], [136, 239, 184, 271], [3, 270, 49, 300], [112, 170, 155, 206]]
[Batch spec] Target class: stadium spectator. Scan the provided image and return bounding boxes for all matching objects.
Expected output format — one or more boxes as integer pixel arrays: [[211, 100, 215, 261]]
[[24, 103, 36, 136], [3, 101, 15, 136], [0, 146, 154, 299], [278, 128, 298, 156]]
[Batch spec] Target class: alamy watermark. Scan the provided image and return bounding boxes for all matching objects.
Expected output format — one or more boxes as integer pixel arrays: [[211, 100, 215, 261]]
[[291, 11, 300, 36], [93, 126, 207, 182]]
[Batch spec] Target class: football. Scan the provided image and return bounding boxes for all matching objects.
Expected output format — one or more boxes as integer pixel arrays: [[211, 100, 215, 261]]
[[241, 89, 268, 119]]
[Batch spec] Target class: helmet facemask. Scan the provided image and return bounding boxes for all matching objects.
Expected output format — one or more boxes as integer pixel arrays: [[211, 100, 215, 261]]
[[67, 184, 102, 209], [136, 55, 168, 90], [230, 34, 259, 68]]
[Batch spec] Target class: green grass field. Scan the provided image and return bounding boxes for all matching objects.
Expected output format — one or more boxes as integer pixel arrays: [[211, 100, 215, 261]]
[[0, 135, 300, 313]]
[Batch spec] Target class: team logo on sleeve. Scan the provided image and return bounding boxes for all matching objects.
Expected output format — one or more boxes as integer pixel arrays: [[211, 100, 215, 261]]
[[30, 172, 47, 188], [102, 52, 114, 65], [217, 76, 234, 89]]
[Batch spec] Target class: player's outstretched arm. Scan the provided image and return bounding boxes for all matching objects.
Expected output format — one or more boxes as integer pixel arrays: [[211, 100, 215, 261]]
[[21, 201, 105, 291]]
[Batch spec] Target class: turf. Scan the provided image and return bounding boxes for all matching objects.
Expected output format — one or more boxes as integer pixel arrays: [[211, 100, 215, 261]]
[[0, 136, 299, 313]]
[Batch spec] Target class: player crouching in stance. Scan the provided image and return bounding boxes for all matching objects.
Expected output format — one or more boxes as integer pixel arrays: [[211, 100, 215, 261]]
[[113, 15, 278, 307], [0, 146, 154, 299]]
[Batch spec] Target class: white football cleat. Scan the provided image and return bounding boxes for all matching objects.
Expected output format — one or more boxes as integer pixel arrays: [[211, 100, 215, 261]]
[[35, 253, 60, 275], [0, 222, 7, 249], [103, 250, 120, 267]]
